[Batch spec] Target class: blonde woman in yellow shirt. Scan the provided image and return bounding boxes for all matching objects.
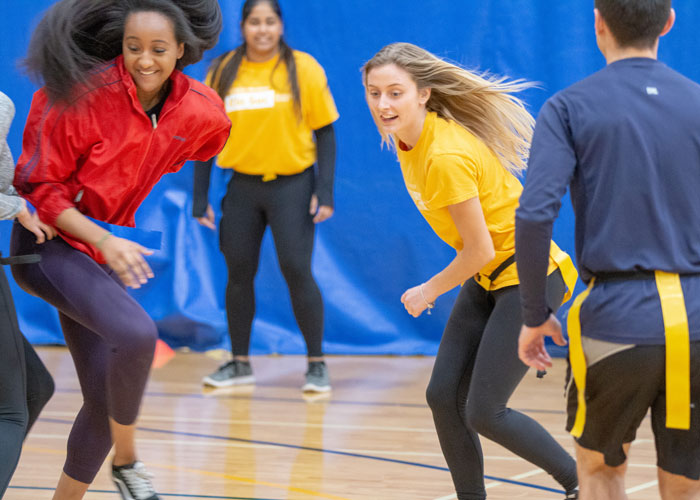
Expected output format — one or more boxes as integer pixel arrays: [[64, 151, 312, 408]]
[[363, 43, 579, 500], [194, 0, 338, 392]]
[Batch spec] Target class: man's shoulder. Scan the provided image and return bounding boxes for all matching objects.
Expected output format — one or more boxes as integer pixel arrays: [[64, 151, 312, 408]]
[[658, 64, 700, 92], [548, 68, 608, 105]]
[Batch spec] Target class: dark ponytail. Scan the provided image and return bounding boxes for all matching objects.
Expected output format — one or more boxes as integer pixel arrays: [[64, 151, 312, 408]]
[[277, 39, 300, 117], [23, 0, 222, 103], [209, 0, 300, 117]]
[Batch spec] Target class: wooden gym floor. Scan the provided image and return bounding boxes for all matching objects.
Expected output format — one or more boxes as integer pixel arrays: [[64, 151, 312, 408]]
[[6, 347, 662, 499]]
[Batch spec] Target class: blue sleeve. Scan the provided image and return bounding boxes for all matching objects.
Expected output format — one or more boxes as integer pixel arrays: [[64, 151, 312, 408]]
[[516, 96, 577, 326]]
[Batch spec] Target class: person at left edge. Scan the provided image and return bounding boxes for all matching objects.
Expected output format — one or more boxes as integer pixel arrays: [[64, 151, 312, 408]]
[[10, 1, 230, 499], [0, 89, 55, 500]]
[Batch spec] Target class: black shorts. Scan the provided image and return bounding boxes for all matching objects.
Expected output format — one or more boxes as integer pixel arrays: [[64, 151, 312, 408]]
[[566, 341, 700, 479]]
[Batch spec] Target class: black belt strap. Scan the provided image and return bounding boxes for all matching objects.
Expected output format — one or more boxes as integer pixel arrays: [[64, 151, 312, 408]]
[[482, 253, 547, 378], [0, 254, 41, 265], [487, 254, 516, 282], [594, 270, 700, 283]]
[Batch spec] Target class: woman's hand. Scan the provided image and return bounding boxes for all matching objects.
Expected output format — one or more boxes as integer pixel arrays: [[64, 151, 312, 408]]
[[401, 283, 435, 318], [196, 204, 216, 230], [99, 235, 154, 289], [309, 194, 334, 223], [16, 206, 57, 243]]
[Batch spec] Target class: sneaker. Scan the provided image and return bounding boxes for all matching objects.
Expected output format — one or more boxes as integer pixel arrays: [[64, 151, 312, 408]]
[[112, 461, 159, 500], [202, 360, 255, 388], [302, 361, 331, 393], [565, 490, 579, 499]]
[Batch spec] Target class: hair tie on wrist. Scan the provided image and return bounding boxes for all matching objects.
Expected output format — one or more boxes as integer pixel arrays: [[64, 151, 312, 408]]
[[96, 232, 112, 250], [419, 283, 435, 315]]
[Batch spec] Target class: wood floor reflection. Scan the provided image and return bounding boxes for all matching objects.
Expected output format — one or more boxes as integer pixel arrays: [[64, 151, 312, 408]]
[[7, 348, 662, 499]]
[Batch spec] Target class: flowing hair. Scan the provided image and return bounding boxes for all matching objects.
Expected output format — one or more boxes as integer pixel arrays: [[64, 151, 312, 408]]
[[207, 0, 301, 117], [362, 42, 535, 176], [23, 0, 222, 102]]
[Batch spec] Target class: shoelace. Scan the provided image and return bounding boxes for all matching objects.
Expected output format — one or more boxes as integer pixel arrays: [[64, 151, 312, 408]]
[[215, 361, 236, 377], [308, 363, 325, 377], [220, 361, 235, 371], [121, 462, 156, 499]]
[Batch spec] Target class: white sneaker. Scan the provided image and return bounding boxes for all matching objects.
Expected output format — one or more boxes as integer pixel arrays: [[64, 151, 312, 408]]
[[112, 461, 159, 500]]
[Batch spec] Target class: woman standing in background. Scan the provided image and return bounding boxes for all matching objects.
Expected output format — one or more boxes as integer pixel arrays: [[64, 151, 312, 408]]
[[194, 0, 338, 393]]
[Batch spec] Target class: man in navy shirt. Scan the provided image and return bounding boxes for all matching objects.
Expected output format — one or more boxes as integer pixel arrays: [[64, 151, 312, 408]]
[[515, 1, 700, 499]]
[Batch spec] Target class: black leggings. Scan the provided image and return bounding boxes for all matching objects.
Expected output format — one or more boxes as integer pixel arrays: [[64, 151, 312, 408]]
[[12, 226, 158, 484], [426, 270, 577, 500], [0, 264, 54, 497], [219, 168, 323, 357]]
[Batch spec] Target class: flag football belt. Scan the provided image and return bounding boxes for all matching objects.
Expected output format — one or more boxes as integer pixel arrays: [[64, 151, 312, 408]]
[[568, 270, 693, 437]]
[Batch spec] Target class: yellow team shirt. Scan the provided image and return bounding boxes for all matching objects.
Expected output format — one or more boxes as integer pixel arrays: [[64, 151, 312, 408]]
[[397, 111, 576, 294], [208, 50, 339, 177]]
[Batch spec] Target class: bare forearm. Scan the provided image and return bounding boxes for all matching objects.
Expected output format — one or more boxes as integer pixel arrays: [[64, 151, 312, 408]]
[[409, 197, 495, 309], [55, 207, 110, 246], [422, 246, 493, 303]]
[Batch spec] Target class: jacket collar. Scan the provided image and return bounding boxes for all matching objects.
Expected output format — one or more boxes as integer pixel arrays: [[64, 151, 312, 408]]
[[115, 55, 191, 115]]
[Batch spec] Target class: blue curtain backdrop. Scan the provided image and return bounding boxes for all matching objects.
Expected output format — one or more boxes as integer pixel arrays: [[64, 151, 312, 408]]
[[1, 1, 698, 354]]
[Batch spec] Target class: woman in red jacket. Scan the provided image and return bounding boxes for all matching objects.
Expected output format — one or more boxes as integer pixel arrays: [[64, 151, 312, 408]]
[[10, 1, 230, 499]]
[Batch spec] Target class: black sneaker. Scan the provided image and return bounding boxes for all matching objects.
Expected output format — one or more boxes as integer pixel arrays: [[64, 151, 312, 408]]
[[565, 490, 579, 499], [202, 360, 255, 388], [112, 461, 159, 500]]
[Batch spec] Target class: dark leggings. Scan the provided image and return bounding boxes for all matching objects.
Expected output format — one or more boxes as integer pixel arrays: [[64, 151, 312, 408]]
[[11, 224, 158, 484], [0, 263, 54, 498], [219, 167, 324, 357], [426, 270, 577, 500]]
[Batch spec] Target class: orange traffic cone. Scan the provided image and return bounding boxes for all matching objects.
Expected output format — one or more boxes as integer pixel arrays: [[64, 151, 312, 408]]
[[152, 338, 175, 369]]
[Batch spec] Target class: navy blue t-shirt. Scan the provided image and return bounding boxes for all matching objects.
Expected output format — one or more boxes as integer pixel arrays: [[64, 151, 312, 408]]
[[516, 57, 700, 344]]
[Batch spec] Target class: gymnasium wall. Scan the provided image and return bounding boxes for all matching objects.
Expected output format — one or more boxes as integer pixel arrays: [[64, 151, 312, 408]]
[[1, 1, 697, 354]]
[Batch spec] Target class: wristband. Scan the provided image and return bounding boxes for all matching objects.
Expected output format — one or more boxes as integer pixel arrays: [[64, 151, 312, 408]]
[[95, 232, 112, 250]]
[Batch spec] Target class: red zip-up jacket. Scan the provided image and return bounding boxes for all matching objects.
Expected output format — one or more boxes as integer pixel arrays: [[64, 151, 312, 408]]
[[14, 55, 231, 262]]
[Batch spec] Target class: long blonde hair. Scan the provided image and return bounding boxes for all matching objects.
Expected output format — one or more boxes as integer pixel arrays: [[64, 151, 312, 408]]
[[362, 42, 535, 176]]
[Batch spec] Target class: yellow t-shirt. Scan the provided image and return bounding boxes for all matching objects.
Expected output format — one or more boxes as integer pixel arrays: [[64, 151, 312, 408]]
[[397, 111, 576, 295], [208, 50, 339, 177]]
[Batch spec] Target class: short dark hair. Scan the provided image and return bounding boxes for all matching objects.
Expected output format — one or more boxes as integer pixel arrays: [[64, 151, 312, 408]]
[[595, 0, 672, 48]]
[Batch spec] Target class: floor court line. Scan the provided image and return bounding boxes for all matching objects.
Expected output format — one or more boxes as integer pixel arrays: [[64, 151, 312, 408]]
[[18, 446, 349, 500], [625, 480, 659, 494], [510, 469, 546, 480], [50, 388, 568, 414], [432, 469, 545, 499], [28, 433, 539, 461], [38, 409, 577, 445], [152, 463, 351, 500], [39, 410, 437, 433], [7, 486, 281, 500], [432, 493, 457, 500], [36, 417, 566, 496]]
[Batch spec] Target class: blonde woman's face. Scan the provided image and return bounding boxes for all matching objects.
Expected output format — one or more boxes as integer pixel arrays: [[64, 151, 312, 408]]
[[365, 63, 430, 145]]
